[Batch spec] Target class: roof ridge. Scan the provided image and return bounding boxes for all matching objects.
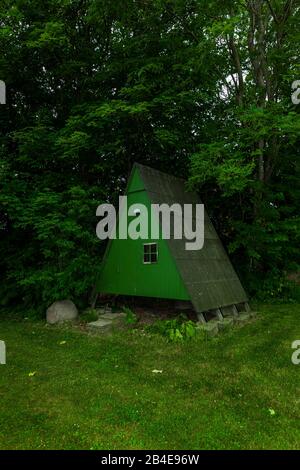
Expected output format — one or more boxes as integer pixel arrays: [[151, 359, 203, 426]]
[[133, 162, 186, 184]]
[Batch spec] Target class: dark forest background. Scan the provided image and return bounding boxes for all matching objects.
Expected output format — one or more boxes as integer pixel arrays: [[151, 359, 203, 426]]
[[0, 0, 299, 315]]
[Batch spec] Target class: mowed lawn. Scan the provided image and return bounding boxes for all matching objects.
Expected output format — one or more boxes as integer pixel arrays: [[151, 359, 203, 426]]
[[0, 304, 300, 450]]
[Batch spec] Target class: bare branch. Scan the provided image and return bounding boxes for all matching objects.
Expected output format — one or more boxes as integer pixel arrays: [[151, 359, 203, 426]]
[[265, 0, 279, 24], [227, 34, 244, 106]]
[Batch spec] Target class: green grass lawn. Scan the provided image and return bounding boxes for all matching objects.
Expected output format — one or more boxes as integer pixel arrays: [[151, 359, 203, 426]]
[[0, 304, 300, 450]]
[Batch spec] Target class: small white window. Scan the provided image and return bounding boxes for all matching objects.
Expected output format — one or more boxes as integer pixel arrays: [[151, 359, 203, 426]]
[[143, 243, 158, 264]]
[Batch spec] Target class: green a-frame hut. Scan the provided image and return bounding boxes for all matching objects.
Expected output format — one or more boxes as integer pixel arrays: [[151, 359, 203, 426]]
[[97, 163, 248, 318]]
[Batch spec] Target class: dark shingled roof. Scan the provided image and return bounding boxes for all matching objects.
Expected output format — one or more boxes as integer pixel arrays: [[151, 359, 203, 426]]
[[135, 163, 248, 312]]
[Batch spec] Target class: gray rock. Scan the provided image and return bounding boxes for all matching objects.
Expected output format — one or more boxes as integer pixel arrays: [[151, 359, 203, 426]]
[[95, 307, 106, 315], [235, 312, 251, 324], [87, 318, 113, 334], [196, 321, 219, 336], [249, 310, 257, 318], [97, 306, 112, 314], [99, 312, 126, 320], [217, 317, 234, 330], [46, 300, 78, 324]]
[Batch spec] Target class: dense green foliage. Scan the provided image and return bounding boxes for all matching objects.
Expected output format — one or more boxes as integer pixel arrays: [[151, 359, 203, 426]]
[[0, 0, 299, 312], [147, 314, 197, 342], [188, 0, 300, 295], [123, 307, 138, 325], [1, 304, 300, 449]]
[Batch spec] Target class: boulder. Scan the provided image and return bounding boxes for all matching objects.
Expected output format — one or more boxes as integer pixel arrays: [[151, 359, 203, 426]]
[[46, 300, 78, 324], [87, 318, 113, 334]]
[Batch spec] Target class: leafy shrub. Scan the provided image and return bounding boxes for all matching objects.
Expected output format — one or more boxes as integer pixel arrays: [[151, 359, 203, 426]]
[[123, 307, 138, 325], [147, 315, 197, 342], [80, 309, 99, 323], [0, 182, 105, 317]]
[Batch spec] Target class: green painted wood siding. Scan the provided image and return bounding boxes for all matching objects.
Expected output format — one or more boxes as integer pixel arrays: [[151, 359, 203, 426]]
[[97, 168, 190, 301]]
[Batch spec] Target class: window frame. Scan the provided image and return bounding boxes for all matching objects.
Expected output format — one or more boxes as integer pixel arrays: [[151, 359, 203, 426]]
[[143, 243, 158, 264]]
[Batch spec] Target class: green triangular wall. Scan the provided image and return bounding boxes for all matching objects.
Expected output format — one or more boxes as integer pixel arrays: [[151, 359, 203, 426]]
[[97, 167, 190, 301]]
